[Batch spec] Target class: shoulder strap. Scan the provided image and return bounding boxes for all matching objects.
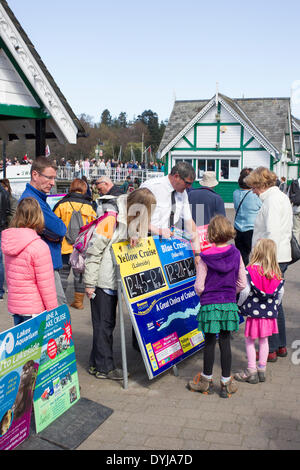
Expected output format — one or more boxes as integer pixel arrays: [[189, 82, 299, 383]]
[[235, 190, 251, 220]]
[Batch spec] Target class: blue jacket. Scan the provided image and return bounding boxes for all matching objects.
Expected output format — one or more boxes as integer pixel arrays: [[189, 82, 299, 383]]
[[20, 184, 66, 270], [233, 189, 262, 232]]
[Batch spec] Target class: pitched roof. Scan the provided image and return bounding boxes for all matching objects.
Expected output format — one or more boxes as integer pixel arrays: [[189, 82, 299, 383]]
[[159, 93, 290, 157], [0, 0, 86, 142]]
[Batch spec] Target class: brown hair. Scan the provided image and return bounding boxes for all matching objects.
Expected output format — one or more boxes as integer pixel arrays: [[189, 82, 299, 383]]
[[31, 156, 57, 176], [207, 215, 236, 244], [0, 178, 12, 194], [10, 197, 44, 233], [249, 238, 282, 280], [127, 188, 156, 239], [244, 167, 277, 190], [69, 178, 87, 194], [238, 168, 253, 189]]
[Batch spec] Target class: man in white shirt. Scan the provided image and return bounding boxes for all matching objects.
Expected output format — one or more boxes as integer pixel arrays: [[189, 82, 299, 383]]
[[141, 162, 200, 263]]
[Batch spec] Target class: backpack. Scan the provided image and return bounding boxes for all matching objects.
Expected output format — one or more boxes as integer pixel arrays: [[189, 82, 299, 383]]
[[65, 202, 84, 245], [289, 179, 300, 206], [127, 183, 135, 194], [69, 210, 118, 276]]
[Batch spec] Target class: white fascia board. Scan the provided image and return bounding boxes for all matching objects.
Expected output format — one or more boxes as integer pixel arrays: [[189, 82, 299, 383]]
[[219, 97, 278, 158], [292, 117, 300, 132], [0, 5, 78, 144], [160, 98, 216, 158]]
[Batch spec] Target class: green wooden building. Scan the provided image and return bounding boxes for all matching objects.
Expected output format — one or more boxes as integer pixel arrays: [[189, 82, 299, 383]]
[[159, 93, 300, 204]]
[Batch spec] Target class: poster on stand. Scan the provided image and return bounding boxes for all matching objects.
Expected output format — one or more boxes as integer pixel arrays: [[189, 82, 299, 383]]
[[33, 304, 80, 433], [0, 313, 46, 450], [112, 236, 205, 379]]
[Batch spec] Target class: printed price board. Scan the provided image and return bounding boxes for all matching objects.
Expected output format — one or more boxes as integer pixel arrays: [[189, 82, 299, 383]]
[[112, 236, 205, 379]]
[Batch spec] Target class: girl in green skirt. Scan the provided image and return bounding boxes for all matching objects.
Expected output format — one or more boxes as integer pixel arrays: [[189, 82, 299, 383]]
[[187, 215, 247, 398]]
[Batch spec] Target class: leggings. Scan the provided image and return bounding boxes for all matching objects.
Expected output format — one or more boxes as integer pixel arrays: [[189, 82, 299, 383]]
[[245, 337, 269, 370], [203, 330, 232, 378]]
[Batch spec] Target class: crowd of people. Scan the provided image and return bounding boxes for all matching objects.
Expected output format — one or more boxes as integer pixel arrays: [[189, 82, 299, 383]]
[[0, 157, 298, 396]]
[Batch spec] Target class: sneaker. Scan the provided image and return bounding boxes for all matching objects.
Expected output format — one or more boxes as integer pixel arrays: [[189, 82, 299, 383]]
[[187, 373, 214, 394], [0, 297, 3, 302], [234, 368, 259, 384], [220, 377, 238, 398], [107, 368, 126, 381], [277, 347, 287, 357], [267, 351, 278, 362], [95, 370, 109, 379], [88, 366, 97, 376]]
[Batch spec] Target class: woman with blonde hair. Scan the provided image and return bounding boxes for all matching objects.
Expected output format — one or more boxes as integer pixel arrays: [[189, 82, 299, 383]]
[[1, 197, 58, 325], [244, 167, 293, 362], [84, 188, 156, 381], [235, 239, 284, 383]]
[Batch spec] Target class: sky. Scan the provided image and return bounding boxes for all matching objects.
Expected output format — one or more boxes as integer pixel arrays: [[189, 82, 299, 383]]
[[6, 0, 300, 123]]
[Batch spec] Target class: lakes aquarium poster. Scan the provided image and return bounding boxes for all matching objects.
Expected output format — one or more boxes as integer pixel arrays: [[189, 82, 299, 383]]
[[112, 236, 205, 379], [0, 313, 46, 450], [33, 304, 80, 433]]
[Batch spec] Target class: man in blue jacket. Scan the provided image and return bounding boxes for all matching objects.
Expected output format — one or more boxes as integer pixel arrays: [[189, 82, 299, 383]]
[[188, 171, 226, 226], [20, 156, 67, 305]]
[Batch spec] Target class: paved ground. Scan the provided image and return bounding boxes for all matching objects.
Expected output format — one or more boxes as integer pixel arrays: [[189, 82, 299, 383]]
[[1, 209, 300, 450]]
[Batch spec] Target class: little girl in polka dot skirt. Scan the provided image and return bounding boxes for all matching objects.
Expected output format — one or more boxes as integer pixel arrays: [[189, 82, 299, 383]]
[[234, 238, 284, 384]]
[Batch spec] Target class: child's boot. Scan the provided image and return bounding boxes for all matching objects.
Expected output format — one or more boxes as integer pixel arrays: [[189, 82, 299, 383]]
[[220, 377, 238, 398], [187, 373, 214, 394], [234, 368, 259, 384]]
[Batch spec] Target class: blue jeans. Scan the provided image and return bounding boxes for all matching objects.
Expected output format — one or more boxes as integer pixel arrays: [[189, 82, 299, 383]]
[[268, 263, 288, 352], [0, 232, 4, 298], [13, 315, 32, 326]]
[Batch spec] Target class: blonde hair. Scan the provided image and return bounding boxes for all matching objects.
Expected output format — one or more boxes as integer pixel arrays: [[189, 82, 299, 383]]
[[126, 188, 156, 239], [10, 197, 44, 233], [244, 166, 277, 190], [207, 215, 236, 244], [249, 239, 282, 280]]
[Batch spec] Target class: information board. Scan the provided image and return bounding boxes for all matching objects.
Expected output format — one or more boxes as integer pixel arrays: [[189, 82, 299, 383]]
[[33, 304, 80, 433], [0, 313, 46, 450], [112, 236, 205, 379]]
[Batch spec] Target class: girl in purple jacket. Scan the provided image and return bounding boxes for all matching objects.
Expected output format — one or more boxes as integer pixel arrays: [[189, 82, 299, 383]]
[[187, 215, 246, 398]]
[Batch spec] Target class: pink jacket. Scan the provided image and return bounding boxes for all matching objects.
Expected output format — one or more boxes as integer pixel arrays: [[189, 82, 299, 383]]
[[2, 228, 58, 316]]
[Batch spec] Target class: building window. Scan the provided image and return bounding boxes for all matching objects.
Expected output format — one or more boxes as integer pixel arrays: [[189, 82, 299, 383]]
[[198, 159, 216, 178], [220, 159, 240, 181]]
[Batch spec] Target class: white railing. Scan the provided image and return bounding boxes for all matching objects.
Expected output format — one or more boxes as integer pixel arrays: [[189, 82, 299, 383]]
[[56, 166, 165, 183]]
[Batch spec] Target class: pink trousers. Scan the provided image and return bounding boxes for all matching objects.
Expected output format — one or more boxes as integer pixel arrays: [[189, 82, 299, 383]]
[[245, 337, 269, 370]]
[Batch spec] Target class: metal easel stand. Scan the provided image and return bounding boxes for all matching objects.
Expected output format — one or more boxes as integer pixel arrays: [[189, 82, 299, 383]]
[[117, 268, 129, 390]]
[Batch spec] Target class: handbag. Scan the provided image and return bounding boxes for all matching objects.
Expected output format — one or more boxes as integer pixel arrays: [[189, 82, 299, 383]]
[[290, 234, 300, 265]]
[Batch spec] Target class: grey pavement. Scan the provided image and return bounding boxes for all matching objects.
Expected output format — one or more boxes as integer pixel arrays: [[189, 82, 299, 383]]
[[1, 209, 300, 450]]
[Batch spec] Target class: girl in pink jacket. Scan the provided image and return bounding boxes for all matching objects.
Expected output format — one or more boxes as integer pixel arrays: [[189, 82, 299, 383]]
[[1, 197, 58, 326]]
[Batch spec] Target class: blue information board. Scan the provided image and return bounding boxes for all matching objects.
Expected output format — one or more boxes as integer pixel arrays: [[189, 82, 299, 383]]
[[113, 236, 205, 379]]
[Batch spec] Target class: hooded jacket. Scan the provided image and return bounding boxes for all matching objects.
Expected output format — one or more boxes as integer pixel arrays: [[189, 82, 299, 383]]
[[198, 245, 241, 305], [84, 195, 128, 291], [1, 228, 58, 315]]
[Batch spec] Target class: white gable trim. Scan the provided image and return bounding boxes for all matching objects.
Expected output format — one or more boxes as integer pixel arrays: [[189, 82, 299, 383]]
[[161, 95, 280, 159], [0, 5, 78, 144], [160, 98, 216, 157], [292, 117, 300, 132], [218, 97, 279, 157]]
